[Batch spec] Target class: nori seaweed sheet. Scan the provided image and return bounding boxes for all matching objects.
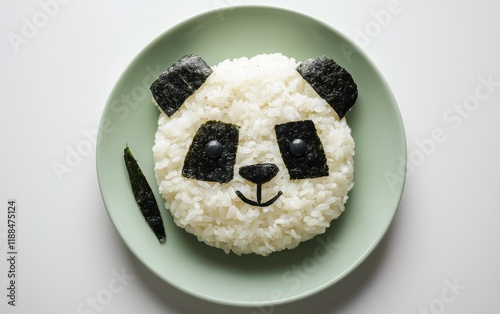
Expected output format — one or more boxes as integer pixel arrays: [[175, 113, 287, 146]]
[[274, 120, 329, 180], [296, 56, 357, 119], [150, 54, 213, 117], [182, 120, 239, 183], [124, 146, 166, 243]]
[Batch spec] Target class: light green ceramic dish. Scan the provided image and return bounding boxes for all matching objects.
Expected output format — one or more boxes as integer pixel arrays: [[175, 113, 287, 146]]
[[96, 5, 406, 307]]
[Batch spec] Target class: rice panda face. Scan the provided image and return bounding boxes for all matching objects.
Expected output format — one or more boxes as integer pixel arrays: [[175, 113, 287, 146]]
[[151, 53, 357, 256]]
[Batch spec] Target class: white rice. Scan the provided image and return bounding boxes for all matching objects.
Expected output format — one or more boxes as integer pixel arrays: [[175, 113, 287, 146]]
[[153, 53, 354, 256]]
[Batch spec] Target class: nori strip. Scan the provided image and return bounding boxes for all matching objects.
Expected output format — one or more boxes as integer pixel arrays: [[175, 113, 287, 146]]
[[296, 56, 357, 119], [150, 54, 213, 117], [124, 146, 166, 243], [235, 190, 283, 207], [182, 120, 239, 183], [274, 120, 329, 180]]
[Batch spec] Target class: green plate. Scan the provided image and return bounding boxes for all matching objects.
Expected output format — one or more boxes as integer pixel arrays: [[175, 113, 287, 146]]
[[96, 5, 406, 307]]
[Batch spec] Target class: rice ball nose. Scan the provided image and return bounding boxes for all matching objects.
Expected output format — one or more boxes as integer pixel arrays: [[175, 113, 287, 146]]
[[239, 163, 279, 185]]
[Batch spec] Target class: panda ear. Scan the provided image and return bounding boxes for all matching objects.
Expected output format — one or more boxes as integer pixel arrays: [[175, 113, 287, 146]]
[[296, 56, 358, 119], [150, 54, 213, 117]]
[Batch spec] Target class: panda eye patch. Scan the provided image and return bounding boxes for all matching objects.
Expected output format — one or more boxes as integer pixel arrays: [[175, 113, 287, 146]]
[[275, 120, 329, 180], [182, 120, 239, 183]]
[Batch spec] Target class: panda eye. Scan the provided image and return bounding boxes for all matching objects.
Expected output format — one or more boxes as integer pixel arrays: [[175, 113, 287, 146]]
[[290, 138, 307, 157], [205, 140, 223, 159], [182, 120, 239, 183], [274, 120, 329, 180]]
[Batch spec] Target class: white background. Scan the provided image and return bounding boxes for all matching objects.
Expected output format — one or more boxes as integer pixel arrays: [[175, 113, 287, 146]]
[[1, 0, 500, 313]]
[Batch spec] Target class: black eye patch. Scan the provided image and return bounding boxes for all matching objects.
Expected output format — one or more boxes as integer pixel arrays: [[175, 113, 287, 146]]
[[182, 120, 239, 183], [274, 120, 329, 180]]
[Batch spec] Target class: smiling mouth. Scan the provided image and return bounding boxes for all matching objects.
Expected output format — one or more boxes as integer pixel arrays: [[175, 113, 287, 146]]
[[235, 183, 283, 207]]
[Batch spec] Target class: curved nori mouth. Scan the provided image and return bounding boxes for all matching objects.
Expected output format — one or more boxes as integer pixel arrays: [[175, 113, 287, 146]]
[[235, 184, 283, 207]]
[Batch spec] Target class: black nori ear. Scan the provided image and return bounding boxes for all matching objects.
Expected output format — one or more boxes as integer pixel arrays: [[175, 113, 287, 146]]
[[150, 54, 213, 117], [296, 56, 358, 119]]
